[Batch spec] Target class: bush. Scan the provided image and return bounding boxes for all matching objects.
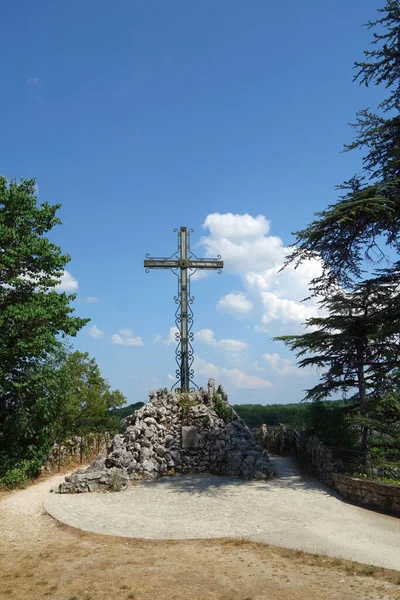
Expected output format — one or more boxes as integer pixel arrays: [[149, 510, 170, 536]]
[[213, 393, 233, 422], [0, 458, 42, 490], [0, 467, 28, 489]]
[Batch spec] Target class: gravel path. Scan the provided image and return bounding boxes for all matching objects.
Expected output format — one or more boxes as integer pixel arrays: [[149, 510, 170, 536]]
[[43, 456, 400, 570]]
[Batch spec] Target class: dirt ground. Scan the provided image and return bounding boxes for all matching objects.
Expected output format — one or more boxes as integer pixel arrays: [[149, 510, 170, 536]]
[[1, 469, 400, 600]]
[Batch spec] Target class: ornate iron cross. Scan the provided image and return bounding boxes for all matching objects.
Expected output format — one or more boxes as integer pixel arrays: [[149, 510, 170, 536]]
[[144, 227, 223, 392]]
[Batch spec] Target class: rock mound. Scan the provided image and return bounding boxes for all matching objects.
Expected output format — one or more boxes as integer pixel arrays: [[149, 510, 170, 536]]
[[54, 380, 275, 493]]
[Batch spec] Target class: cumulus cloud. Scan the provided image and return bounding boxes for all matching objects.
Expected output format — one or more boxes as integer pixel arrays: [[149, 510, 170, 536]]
[[112, 329, 143, 346], [199, 213, 323, 332], [87, 325, 104, 339], [154, 327, 179, 345], [196, 328, 248, 352], [4, 269, 78, 293], [195, 356, 272, 390], [260, 292, 318, 325], [263, 353, 311, 377], [86, 296, 99, 303], [217, 292, 253, 316], [54, 270, 79, 292]]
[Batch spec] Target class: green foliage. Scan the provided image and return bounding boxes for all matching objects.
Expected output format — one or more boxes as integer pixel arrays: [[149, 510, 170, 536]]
[[305, 401, 358, 448], [112, 402, 145, 421], [0, 467, 28, 490], [0, 458, 42, 489], [354, 474, 400, 486], [202, 415, 211, 427], [178, 393, 199, 414], [109, 470, 123, 492], [0, 177, 89, 475], [276, 5, 400, 453], [0, 177, 89, 401], [213, 393, 233, 422], [275, 279, 400, 405], [275, 279, 400, 449], [234, 401, 311, 429], [52, 350, 126, 444], [284, 2, 400, 291]]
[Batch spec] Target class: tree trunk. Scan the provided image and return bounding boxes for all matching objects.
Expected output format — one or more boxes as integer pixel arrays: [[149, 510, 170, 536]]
[[356, 344, 369, 452]]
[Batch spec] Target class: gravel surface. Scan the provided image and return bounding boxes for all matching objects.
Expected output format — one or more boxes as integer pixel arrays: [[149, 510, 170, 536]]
[[43, 456, 400, 570], [0, 473, 70, 545]]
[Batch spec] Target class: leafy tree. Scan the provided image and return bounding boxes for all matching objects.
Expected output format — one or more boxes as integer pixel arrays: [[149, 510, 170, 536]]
[[284, 1, 400, 292], [53, 351, 126, 446], [0, 177, 89, 470], [275, 276, 400, 449]]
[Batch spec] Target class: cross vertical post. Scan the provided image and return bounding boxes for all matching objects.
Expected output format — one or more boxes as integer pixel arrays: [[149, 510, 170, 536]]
[[180, 227, 189, 392], [144, 226, 223, 392]]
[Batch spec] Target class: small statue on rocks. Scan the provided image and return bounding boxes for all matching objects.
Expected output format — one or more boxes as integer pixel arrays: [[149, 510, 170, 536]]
[[217, 384, 228, 404], [207, 378, 216, 403]]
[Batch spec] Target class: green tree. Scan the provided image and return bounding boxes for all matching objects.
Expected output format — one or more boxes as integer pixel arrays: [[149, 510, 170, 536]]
[[275, 277, 400, 450], [53, 351, 126, 447], [0, 177, 89, 470], [284, 1, 400, 292]]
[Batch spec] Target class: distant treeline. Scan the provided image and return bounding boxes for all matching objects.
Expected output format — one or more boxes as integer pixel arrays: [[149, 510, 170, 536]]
[[113, 400, 313, 429], [233, 402, 311, 429], [113, 399, 342, 432], [112, 402, 145, 421], [233, 399, 350, 431]]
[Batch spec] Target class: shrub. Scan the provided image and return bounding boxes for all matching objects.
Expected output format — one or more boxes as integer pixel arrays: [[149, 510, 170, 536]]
[[0, 458, 43, 490], [109, 470, 122, 492], [213, 393, 233, 422]]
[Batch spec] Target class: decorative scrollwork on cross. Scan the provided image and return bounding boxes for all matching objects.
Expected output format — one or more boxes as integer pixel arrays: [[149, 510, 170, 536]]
[[144, 227, 223, 392]]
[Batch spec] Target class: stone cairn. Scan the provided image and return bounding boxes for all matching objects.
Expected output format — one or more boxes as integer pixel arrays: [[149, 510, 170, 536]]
[[53, 379, 275, 493]]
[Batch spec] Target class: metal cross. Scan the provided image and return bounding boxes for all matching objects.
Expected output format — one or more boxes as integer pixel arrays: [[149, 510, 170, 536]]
[[144, 227, 223, 392]]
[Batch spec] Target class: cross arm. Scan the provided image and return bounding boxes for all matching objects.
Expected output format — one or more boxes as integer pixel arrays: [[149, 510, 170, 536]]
[[144, 258, 180, 269], [188, 259, 224, 270]]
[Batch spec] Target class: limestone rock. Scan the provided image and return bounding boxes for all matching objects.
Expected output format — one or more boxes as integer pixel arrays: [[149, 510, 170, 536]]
[[55, 384, 275, 493]]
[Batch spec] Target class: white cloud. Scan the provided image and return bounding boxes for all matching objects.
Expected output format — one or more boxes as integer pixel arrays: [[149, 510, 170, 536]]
[[195, 356, 272, 390], [190, 269, 212, 281], [196, 328, 248, 352], [202, 213, 271, 243], [88, 325, 104, 339], [263, 353, 311, 377], [26, 76, 39, 85], [154, 327, 179, 345], [86, 296, 99, 303], [217, 292, 253, 316], [167, 373, 175, 382], [260, 292, 318, 326], [54, 270, 78, 292], [199, 213, 323, 333], [112, 329, 143, 347], [119, 328, 134, 337]]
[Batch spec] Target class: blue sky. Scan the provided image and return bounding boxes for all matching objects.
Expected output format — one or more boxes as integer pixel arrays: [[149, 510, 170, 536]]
[[1, 0, 385, 405]]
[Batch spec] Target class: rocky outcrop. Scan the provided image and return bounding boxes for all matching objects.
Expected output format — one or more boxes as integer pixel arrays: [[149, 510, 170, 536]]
[[53, 381, 275, 493]]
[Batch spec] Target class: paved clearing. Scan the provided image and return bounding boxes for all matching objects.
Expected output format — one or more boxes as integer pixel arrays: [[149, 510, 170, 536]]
[[44, 455, 400, 570], [1, 462, 400, 600]]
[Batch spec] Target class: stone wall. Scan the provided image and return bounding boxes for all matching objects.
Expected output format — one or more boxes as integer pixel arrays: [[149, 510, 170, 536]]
[[332, 474, 400, 517], [53, 381, 275, 493]]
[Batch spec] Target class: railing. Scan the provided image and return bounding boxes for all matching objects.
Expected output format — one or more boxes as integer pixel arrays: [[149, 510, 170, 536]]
[[263, 425, 399, 482]]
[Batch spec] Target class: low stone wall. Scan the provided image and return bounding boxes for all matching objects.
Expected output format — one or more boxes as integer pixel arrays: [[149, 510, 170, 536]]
[[332, 473, 400, 517]]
